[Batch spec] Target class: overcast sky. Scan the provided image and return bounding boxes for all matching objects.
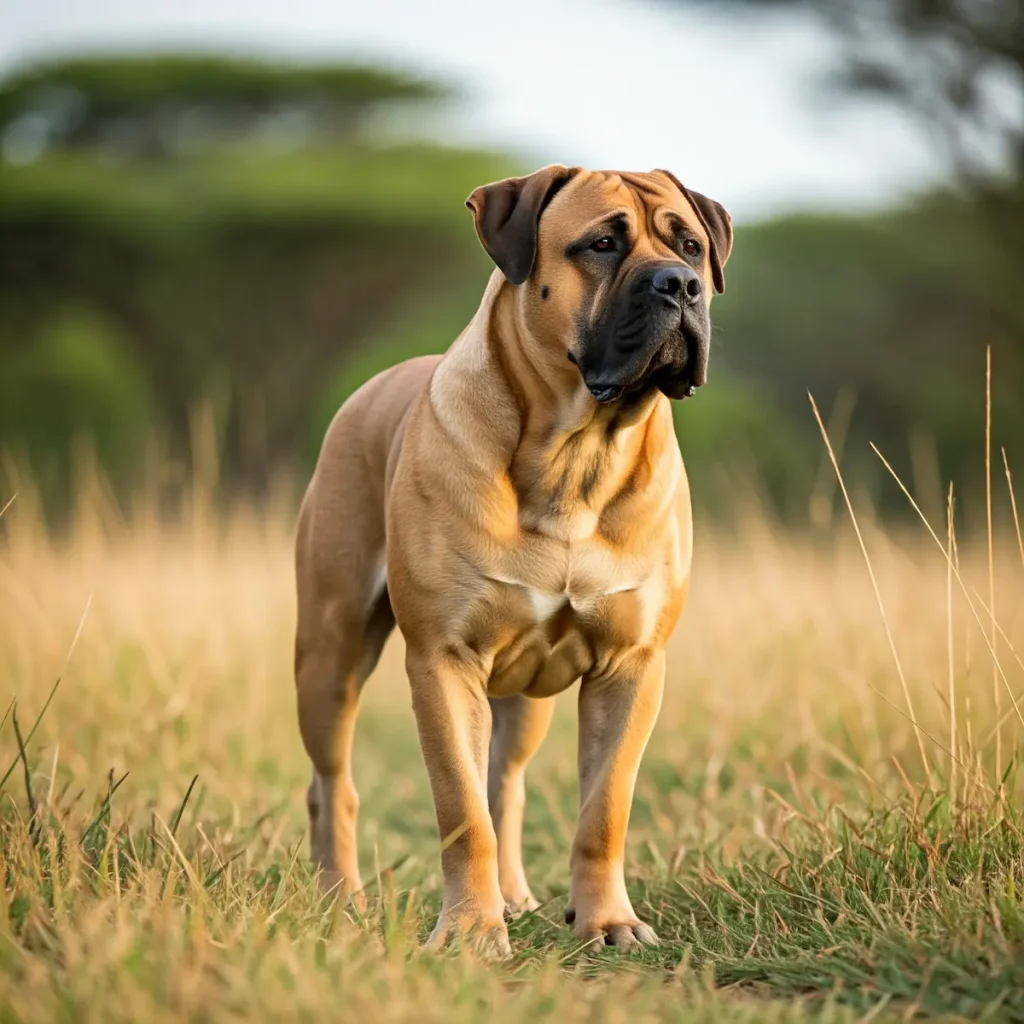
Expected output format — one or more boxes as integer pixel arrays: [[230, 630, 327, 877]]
[[0, 0, 941, 221]]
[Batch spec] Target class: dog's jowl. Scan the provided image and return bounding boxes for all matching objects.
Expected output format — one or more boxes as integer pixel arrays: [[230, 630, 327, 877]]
[[294, 166, 732, 956]]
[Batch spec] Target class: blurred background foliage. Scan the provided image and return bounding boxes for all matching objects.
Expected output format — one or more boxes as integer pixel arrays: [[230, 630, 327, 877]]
[[1, 33, 1022, 526]]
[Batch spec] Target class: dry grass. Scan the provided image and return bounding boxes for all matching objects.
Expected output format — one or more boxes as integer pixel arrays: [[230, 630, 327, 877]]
[[2, 451, 1024, 1022]]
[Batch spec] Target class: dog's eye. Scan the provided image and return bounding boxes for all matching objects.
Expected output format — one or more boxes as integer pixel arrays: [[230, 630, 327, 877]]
[[682, 238, 701, 258], [589, 236, 616, 253]]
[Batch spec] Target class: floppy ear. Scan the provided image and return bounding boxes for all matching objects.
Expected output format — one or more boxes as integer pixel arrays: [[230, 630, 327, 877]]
[[465, 164, 580, 285], [657, 170, 733, 294]]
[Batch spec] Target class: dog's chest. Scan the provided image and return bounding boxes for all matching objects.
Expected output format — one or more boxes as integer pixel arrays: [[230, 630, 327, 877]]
[[479, 534, 665, 699]]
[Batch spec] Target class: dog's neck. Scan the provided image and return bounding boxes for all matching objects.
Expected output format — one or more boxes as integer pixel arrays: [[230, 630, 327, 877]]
[[435, 273, 673, 531]]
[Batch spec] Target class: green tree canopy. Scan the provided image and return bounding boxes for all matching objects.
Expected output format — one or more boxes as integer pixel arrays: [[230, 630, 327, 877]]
[[0, 53, 447, 162]]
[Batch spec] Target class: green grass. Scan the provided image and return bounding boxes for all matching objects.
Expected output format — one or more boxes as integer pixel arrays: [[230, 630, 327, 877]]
[[6, 704, 1023, 1023], [2, 466, 1024, 1021]]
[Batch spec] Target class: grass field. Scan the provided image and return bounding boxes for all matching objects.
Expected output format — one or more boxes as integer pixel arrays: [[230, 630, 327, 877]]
[[2, 450, 1024, 1023]]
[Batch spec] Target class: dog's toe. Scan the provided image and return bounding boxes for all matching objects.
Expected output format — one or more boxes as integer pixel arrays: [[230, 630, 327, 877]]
[[574, 918, 660, 950]]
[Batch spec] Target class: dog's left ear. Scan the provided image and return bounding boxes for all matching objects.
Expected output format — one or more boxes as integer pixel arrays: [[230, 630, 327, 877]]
[[466, 164, 579, 285], [657, 170, 733, 294]]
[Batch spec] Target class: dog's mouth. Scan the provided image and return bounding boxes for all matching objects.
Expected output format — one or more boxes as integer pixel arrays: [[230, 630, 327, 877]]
[[658, 323, 709, 400], [582, 324, 708, 405]]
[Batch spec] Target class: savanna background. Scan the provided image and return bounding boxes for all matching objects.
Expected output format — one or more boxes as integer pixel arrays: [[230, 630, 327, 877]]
[[2, 1, 1024, 1020]]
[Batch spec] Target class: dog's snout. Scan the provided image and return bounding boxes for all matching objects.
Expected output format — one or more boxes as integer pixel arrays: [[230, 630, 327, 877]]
[[650, 266, 702, 306], [650, 267, 683, 297]]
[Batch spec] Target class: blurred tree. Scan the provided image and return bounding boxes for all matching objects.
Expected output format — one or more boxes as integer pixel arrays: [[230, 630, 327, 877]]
[[820, 0, 1024, 187], [0, 54, 444, 162], [677, 0, 1024, 188], [0, 54, 505, 503]]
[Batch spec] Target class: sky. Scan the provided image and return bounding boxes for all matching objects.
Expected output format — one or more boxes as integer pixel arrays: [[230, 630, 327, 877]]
[[0, 0, 942, 221]]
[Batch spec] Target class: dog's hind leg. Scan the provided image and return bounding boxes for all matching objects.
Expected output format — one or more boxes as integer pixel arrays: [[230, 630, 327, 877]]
[[295, 487, 394, 902], [296, 578, 393, 901], [487, 694, 555, 914]]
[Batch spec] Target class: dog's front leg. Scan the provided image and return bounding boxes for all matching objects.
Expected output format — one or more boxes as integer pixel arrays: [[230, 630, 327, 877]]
[[566, 648, 665, 949], [407, 649, 510, 957]]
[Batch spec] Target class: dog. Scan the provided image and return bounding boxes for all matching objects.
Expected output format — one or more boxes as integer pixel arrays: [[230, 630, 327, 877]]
[[294, 165, 732, 955]]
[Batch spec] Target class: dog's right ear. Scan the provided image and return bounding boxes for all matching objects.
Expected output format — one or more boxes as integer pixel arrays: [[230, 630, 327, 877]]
[[466, 165, 579, 285]]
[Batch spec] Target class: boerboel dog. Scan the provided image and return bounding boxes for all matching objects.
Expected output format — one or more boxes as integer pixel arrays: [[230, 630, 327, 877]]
[[295, 165, 732, 955]]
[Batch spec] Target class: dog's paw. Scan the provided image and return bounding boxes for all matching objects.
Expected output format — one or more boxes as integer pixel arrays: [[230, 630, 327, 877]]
[[565, 905, 659, 949], [503, 891, 540, 918], [426, 910, 512, 959]]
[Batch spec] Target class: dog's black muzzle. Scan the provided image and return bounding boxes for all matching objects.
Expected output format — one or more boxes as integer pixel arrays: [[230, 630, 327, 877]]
[[573, 261, 711, 404]]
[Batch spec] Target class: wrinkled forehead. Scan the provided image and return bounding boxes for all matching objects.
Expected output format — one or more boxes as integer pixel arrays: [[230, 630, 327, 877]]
[[540, 169, 706, 244]]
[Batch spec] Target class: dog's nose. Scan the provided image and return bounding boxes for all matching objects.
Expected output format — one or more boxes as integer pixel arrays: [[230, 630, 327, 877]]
[[651, 266, 702, 305]]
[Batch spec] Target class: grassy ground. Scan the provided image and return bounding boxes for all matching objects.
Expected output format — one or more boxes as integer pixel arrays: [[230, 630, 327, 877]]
[[2, 466, 1024, 1023]]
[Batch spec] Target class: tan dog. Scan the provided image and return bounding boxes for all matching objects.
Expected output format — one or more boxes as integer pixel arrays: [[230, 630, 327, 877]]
[[295, 165, 732, 954]]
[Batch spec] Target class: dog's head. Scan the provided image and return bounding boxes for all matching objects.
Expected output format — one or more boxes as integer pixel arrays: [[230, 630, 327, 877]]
[[466, 165, 732, 404]]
